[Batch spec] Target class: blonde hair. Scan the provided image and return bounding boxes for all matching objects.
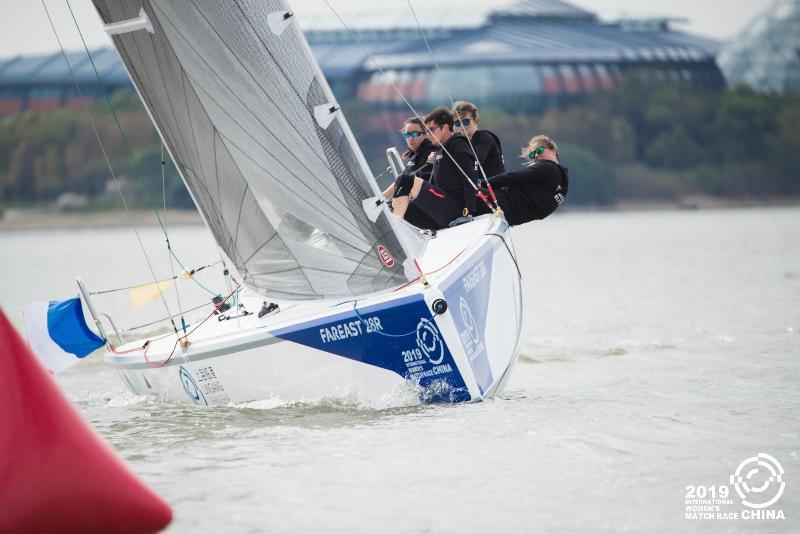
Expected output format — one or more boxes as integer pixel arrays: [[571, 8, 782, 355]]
[[451, 101, 479, 121], [522, 135, 559, 163]]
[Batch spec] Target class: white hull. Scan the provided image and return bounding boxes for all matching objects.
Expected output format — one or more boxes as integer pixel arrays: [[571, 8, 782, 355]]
[[105, 216, 523, 405]]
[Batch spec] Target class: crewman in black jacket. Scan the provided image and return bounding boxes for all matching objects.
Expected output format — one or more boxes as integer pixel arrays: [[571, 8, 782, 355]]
[[452, 101, 505, 182], [474, 135, 568, 225], [386, 107, 476, 230]]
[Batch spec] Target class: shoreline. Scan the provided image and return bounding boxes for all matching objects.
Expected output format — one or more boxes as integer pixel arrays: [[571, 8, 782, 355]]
[[0, 209, 204, 231], [1, 197, 798, 231]]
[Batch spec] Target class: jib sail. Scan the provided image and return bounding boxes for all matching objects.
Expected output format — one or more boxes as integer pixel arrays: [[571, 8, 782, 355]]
[[92, 0, 414, 299]]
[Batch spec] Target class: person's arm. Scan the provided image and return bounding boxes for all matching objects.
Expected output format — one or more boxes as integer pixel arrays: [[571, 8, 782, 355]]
[[414, 146, 435, 181], [487, 164, 559, 188]]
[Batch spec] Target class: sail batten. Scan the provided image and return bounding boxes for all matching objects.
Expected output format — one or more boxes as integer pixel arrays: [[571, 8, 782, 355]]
[[93, 0, 417, 299]]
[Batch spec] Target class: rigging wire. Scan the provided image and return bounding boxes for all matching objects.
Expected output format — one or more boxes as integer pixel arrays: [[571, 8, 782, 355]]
[[405, 0, 499, 207], [321, 0, 498, 214], [63, 0, 218, 297], [88, 262, 220, 295], [125, 301, 215, 332], [42, 0, 177, 332], [162, 141, 187, 334]]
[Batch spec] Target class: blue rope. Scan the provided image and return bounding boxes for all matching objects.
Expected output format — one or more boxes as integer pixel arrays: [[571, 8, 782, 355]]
[[351, 301, 435, 338]]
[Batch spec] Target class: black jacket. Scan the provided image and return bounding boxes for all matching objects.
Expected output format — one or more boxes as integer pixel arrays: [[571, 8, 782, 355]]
[[431, 134, 477, 215], [487, 160, 569, 225], [403, 139, 435, 181], [470, 129, 505, 180]]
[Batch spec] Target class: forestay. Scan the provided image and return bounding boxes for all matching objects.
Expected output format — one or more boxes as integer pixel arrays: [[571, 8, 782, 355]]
[[92, 0, 415, 300]]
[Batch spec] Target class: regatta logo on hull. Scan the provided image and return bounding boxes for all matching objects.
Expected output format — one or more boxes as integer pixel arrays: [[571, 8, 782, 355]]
[[179, 365, 208, 406], [416, 319, 444, 365], [377, 245, 395, 268]]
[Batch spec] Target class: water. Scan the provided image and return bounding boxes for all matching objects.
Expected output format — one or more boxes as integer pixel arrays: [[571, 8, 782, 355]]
[[1, 207, 798, 533]]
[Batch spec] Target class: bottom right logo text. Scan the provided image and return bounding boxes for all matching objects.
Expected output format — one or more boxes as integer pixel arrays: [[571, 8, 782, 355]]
[[685, 452, 786, 521]]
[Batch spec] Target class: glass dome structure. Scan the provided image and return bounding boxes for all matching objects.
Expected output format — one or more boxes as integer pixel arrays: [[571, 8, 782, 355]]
[[718, 0, 800, 93]]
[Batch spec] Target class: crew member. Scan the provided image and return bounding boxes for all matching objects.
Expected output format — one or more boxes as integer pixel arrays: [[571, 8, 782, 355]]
[[400, 116, 435, 181], [452, 101, 505, 182], [475, 135, 568, 225], [386, 107, 476, 230], [381, 116, 436, 200]]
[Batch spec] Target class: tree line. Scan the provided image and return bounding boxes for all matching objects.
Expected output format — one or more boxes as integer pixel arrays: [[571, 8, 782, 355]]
[[1, 79, 798, 211]]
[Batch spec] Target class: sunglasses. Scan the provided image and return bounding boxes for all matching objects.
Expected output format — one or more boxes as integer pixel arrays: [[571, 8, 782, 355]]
[[402, 131, 424, 139], [454, 118, 472, 127], [529, 146, 546, 159]]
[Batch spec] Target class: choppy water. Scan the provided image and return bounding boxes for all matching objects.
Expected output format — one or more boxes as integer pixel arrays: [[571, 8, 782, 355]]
[[1, 207, 798, 533]]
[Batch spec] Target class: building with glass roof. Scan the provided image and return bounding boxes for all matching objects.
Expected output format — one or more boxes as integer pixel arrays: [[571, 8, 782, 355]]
[[0, 0, 724, 118], [718, 0, 800, 94]]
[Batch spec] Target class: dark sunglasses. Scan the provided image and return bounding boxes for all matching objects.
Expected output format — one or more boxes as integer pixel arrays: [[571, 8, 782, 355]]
[[454, 118, 472, 127], [402, 131, 424, 139], [529, 146, 546, 159]]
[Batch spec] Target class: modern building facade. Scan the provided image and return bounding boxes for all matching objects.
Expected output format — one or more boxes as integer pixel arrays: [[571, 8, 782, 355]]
[[0, 0, 724, 118]]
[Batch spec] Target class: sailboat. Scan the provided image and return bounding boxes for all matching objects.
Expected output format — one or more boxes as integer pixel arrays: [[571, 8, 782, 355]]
[[86, 0, 523, 405]]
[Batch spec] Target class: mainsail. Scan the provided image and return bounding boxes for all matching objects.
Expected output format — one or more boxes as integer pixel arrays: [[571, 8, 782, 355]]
[[92, 0, 414, 300]]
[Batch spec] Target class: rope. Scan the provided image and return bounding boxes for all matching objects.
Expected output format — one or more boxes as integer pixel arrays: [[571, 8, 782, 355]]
[[108, 283, 242, 368], [44, 0, 175, 326], [321, 0, 496, 215], [88, 262, 219, 295], [125, 301, 215, 332], [393, 246, 469, 291], [64, 0, 218, 297], [351, 301, 439, 338], [405, 0, 500, 210]]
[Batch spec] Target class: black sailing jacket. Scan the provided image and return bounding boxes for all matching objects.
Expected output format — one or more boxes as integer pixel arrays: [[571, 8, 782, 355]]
[[470, 129, 505, 180], [403, 139, 436, 182], [487, 160, 569, 225], [431, 134, 477, 215]]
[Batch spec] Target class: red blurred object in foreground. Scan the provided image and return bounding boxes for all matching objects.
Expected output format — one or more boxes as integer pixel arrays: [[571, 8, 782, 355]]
[[0, 310, 172, 533]]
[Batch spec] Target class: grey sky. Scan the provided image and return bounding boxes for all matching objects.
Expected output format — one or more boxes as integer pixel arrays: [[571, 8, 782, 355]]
[[0, 0, 774, 59]]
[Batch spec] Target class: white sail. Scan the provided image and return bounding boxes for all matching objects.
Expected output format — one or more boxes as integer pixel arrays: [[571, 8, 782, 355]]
[[92, 0, 414, 300]]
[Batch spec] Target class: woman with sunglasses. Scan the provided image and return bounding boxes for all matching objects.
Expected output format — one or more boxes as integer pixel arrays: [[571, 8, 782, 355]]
[[473, 135, 568, 226], [400, 117, 436, 182], [451, 101, 505, 182], [381, 116, 436, 201]]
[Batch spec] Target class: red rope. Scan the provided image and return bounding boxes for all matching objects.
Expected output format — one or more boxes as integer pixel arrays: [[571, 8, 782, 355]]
[[394, 246, 469, 292], [108, 282, 242, 369]]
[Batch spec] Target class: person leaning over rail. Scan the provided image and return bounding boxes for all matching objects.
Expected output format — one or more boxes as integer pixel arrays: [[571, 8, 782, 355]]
[[383, 107, 476, 231], [473, 135, 568, 225], [451, 101, 505, 182]]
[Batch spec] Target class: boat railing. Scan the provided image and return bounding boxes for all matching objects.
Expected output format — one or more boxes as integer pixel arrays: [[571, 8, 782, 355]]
[[386, 147, 405, 179], [76, 276, 123, 346]]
